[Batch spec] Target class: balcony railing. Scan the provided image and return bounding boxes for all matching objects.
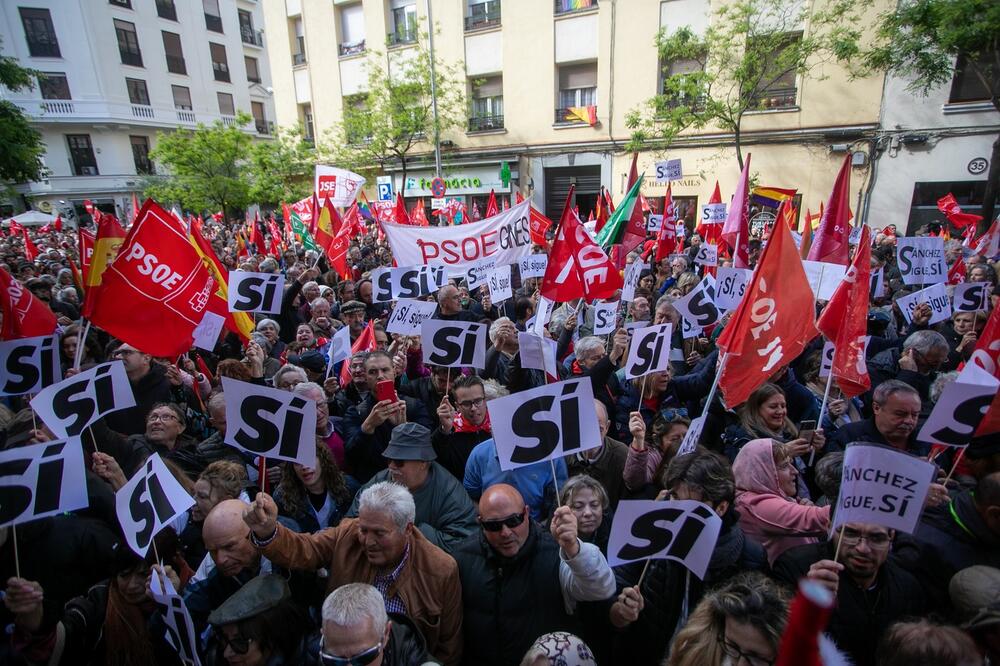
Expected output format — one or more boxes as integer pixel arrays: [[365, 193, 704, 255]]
[[241, 27, 264, 47], [155, 0, 177, 20], [166, 54, 187, 75], [221, 115, 237, 127], [204, 13, 223, 32], [177, 109, 196, 123], [465, 6, 501, 31], [339, 40, 366, 57], [132, 104, 154, 118], [468, 114, 504, 131], [26, 39, 60, 58], [42, 100, 74, 114], [120, 50, 143, 67], [292, 52, 307, 65], [387, 29, 416, 46], [134, 159, 155, 175], [750, 86, 797, 110], [255, 120, 274, 135], [213, 62, 231, 82], [554, 0, 597, 15]]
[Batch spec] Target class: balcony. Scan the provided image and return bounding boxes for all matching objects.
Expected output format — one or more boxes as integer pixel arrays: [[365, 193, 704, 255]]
[[213, 62, 231, 82], [177, 109, 196, 123], [387, 29, 416, 47], [166, 55, 187, 75], [41, 100, 75, 115], [221, 115, 238, 127], [10, 97, 264, 133], [204, 13, 223, 32], [293, 52, 307, 66], [120, 50, 143, 67], [241, 27, 264, 47], [134, 159, 155, 175], [131, 104, 154, 119], [465, 4, 500, 31], [554, 0, 597, 15], [468, 114, 504, 132], [255, 120, 274, 135], [339, 40, 366, 57], [749, 86, 798, 110]]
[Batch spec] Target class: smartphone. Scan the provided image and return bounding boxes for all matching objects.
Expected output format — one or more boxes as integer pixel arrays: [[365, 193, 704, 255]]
[[799, 420, 817, 443], [375, 380, 398, 404]]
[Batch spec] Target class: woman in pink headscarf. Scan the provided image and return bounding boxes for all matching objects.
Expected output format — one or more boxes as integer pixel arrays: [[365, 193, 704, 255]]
[[732, 438, 831, 564]]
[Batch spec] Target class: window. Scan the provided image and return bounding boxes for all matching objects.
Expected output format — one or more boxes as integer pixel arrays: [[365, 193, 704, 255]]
[[339, 3, 366, 56], [130, 135, 153, 174], [38, 73, 70, 100], [659, 55, 705, 110], [469, 75, 503, 130], [302, 104, 314, 142], [557, 62, 597, 122], [389, 1, 416, 45], [217, 92, 235, 116], [239, 10, 261, 45], [114, 19, 142, 67], [748, 33, 800, 109], [19, 8, 61, 58], [245, 55, 261, 83], [210, 42, 230, 82], [949, 49, 996, 104], [344, 95, 371, 144], [292, 18, 306, 64], [203, 0, 223, 33], [67, 134, 98, 175], [466, 1, 500, 31], [156, 0, 177, 21], [109, 0, 132, 8], [251, 101, 270, 134], [126, 77, 150, 105], [171, 84, 192, 110], [554, 0, 596, 14], [161, 31, 186, 75]]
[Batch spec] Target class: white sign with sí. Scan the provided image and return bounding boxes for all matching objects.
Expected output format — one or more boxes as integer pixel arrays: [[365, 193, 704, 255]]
[[31, 361, 136, 438], [227, 271, 285, 314], [0, 334, 60, 397], [487, 263, 513, 303], [0, 438, 88, 527], [952, 282, 991, 313], [593, 301, 620, 336], [518, 254, 549, 279], [221, 376, 318, 467], [420, 319, 489, 369], [385, 298, 438, 337], [625, 323, 674, 379], [917, 363, 998, 448], [117, 454, 195, 557], [714, 267, 752, 311]]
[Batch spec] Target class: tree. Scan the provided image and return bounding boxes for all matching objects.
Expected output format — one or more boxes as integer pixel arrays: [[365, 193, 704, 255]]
[[626, 0, 863, 169], [145, 112, 255, 220], [860, 0, 999, 229], [246, 124, 316, 207], [0, 39, 47, 185], [325, 26, 466, 187]]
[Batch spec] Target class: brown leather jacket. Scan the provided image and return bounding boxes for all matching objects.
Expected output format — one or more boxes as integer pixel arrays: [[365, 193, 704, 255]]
[[260, 519, 463, 665]]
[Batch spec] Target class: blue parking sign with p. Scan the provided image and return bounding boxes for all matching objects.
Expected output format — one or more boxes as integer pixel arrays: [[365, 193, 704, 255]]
[[377, 178, 394, 202]]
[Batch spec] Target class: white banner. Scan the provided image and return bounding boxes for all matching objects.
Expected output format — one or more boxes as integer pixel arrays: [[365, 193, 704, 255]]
[[530, 296, 555, 336], [385, 298, 437, 337], [488, 377, 602, 470], [674, 276, 719, 330], [897, 237, 947, 286], [593, 301, 619, 336], [654, 159, 683, 182], [420, 319, 489, 369], [227, 271, 285, 314], [606, 499, 723, 577], [621, 261, 647, 303], [715, 267, 752, 311], [693, 243, 718, 267], [487, 264, 513, 303], [315, 165, 365, 207], [897, 283, 950, 325], [117, 454, 195, 556], [150, 570, 202, 666], [625, 323, 674, 379], [518, 332, 558, 378], [832, 443, 936, 535], [0, 438, 88, 527], [221, 377, 317, 467], [371, 265, 448, 303], [0, 334, 60, 396], [384, 201, 532, 271], [802, 261, 848, 301], [326, 325, 352, 375], [917, 364, 998, 448], [701, 203, 726, 224], [31, 361, 135, 438], [952, 282, 991, 313], [519, 254, 549, 279]]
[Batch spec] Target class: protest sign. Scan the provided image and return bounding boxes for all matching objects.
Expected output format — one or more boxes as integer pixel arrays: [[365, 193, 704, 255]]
[[849, 224, 865, 246], [593, 301, 619, 336], [420, 319, 489, 369], [487, 264, 513, 303], [606, 499, 723, 577], [150, 570, 202, 666], [314, 165, 365, 207], [714, 267, 752, 311], [385, 298, 437, 336], [655, 159, 683, 182], [371, 265, 448, 303], [625, 323, 674, 379], [518, 332, 559, 378], [31, 361, 135, 438], [117, 454, 195, 556], [488, 377, 602, 470], [221, 377, 317, 467], [621, 261, 647, 303], [897, 237, 947, 285], [833, 443, 936, 535], [917, 364, 998, 447], [802, 261, 848, 301], [191, 311, 225, 352], [529, 296, 555, 336], [0, 334, 60, 396], [674, 276, 719, 330], [227, 271, 285, 314], [693, 244, 718, 267], [0, 438, 88, 527], [676, 416, 705, 457], [818, 337, 871, 378], [897, 283, 951, 325], [952, 282, 990, 313], [464, 256, 497, 291], [519, 254, 548, 280], [647, 214, 663, 234], [702, 203, 727, 224], [384, 201, 532, 271], [870, 268, 885, 299]]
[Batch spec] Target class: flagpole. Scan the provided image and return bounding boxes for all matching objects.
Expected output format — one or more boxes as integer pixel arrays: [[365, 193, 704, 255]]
[[74, 319, 92, 371], [699, 352, 729, 419], [809, 370, 835, 466]]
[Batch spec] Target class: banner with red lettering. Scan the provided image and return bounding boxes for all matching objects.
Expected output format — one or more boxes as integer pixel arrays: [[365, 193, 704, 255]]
[[314, 165, 365, 207]]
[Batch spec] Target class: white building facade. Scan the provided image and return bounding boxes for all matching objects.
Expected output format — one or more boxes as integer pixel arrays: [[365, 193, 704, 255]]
[[0, 0, 276, 221]]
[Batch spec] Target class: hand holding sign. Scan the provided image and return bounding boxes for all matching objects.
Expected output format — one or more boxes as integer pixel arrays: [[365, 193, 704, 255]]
[[116, 454, 195, 556], [550, 505, 581, 557], [606, 499, 723, 577], [243, 492, 280, 540]]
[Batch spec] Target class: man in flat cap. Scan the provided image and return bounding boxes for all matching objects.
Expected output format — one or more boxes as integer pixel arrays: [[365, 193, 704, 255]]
[[339, 300, 368, 343]]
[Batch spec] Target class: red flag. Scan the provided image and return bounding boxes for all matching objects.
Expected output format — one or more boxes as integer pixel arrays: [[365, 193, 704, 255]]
[[410, 199, 429, 227], [189, 221, 254, 341], [528, 206, 553, 246], [82, 212, 126, 317], [722, 154, 752, 268], [470, 201, 482, 221], [249, 212, 267, 254], [22, 229, 39, 261], [340, 321, 377, 386], [344, 204, 366, 237], [0, 268, 58, 339], [38, 223, 52, 234], [515, 192, 524, 204], [540, 192, 623, 302], [974, 218, 1000, 257], [485, 189, 499, 218], [8, 220, 24, 238], [131, 192, 140, 225], [777, 199, 798, 230], [88, 199, 215, 357], [947, 258, 967, 285], [54, 214, 62, 232], [937, 193, 982, 229], [622, 153, 647, 253], [695, 181, 723, 238], [83, 199, 96, 219], [807, 155, 852, 266], [655, 185, 678, 263], [394, 193, 410, 225], [716, 215, 819, 406], [966, 307, 1000, 437], [78, 228, 95, 283], [816, 226, 872, 398], [326, 217, 353, 279], [594, 188, 610, 234]]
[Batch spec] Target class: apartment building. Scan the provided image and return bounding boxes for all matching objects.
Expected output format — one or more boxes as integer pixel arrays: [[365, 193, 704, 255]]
[[0, 0, 275, 221]]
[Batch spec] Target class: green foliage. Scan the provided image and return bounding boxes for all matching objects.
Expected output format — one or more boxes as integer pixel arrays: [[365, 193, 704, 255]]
[[246, 124, 316, 207], [626, 0, 864, 168], [0, 40, 47, 184]]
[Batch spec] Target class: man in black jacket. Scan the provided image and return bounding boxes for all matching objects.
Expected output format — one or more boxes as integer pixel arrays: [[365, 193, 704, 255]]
[[103, 343, 175, 435], [431, 374, 493, 481], [434, 284, 481, 322], [827, 380, 931, 457], [772, 522, 927, 666]]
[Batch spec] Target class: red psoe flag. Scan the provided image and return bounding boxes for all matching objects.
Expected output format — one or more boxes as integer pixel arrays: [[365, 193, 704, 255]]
[[937, 193, 982, 229], [0, 268, 58, 339], [528, 206, 553, 246], [716, 216, 819, 407], [722, 154, 752, 268], [655, 184, 677, 263], [947, 257, 967, 285], [540, 203, 623, 302], [87, 199, 216, 357], [622, 153, 647, 253], [816, 226, 872, 398], [807, 155, 852, 266], [485, 189, 499, 218], [394, 193, 410, 225]]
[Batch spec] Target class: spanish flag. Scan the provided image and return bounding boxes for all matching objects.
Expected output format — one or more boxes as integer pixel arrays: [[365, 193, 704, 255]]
[[81, 212, 126, 318], [189, 223, 255, 341]]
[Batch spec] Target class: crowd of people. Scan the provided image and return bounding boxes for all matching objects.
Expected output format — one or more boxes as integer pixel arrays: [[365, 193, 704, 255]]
[[0, 202, 998, 666]]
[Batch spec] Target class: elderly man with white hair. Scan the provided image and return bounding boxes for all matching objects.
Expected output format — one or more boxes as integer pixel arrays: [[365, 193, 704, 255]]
[[243, 481, 463, 665], [483, 316, 518, 384]]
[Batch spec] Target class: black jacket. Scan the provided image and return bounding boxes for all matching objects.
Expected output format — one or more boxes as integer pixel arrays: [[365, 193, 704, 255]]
[[772, 540, 927, 666], [341, 393, 433, 483], [913, 491, 1000, 581], [868, 347, 937, 415], [103, 363, 175, 436], [399, 375, 445, 424], [430, 426, 493, 482], [826, 418, 932, 458]]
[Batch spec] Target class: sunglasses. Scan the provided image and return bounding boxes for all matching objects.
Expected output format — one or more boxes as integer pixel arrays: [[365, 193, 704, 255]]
[[218, 634, 253, 655], [320, 640, 383, 666], [479, 510, 526, 532]]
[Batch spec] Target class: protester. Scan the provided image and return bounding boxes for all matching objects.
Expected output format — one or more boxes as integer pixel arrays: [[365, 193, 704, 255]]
[[875, 619, 982, 666], [432, 374, 494, 481], [564, 400, 628, 509], [274, 444, 357, 534], [183, 461, 249, 568], [104, 343, 177, 435], [827, 379, 929, 456], [559, 475, 611, 555]]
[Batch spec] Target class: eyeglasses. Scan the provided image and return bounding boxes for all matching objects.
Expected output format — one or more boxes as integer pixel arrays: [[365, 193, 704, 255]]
[[147, 413, 179, 423], [457, 397, 485, 409], [219, 634, 253, 655], [838, 528, 891, 549], [480, 510, 526, 532], [718, 633, 775, 666], [113, 349, 139, 357], [319, 639, 383, 666]]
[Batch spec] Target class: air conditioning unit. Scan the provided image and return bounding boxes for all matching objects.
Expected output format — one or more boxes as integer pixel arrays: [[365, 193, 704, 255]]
[[80, 166, 98, 175]]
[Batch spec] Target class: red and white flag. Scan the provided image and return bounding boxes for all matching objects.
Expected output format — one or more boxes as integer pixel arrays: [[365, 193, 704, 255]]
[[937, 193, 982, 229], [655, 184, 678, 263], [807, 155, 852, 266], [974, 218, 999, 257], [722, 155, 752, 268], [968, 306, 1000, 437], [540, 195, 622, 303], [947, 257, 967, 285], [0, 267, 58, 339], [485, 189, 499, 218]]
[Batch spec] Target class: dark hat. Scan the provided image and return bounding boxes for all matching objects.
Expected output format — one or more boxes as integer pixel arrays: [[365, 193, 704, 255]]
[[949, 566, 1000, 631], [287, 350, 327, 373], [340, 300, 366, 315], [383, 422, 435, 461], [867, 309, 891, 323], [207, 574, 290, 626]]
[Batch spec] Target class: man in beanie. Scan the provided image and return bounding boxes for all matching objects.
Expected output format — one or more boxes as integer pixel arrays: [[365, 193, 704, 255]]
[[347, 423, 477, 553]]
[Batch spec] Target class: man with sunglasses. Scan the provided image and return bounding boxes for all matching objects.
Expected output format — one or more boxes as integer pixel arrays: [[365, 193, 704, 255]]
[[772, 522, 927, 666], [450, 484, 615, 666]]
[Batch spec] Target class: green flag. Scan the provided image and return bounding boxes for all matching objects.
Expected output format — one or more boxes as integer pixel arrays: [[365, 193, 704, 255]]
[[595, 174, 644, 249], [290, 211, 319, 251]]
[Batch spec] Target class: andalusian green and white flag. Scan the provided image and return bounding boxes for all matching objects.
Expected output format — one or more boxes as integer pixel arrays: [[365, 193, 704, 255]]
[[290, 210, 319, 251]]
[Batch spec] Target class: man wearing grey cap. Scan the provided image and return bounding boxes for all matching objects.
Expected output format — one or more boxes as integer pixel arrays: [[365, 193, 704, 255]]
[[206, 574, 309, 663], [339, 300, 367, 342], [348, 423, 477, 554]]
